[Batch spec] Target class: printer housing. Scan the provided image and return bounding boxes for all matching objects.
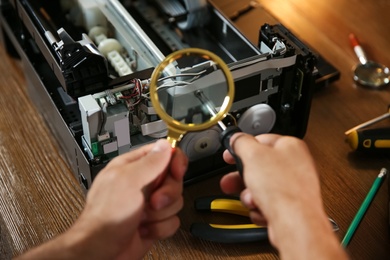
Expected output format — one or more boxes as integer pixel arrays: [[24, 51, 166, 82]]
[[0, 0, 338, 191]]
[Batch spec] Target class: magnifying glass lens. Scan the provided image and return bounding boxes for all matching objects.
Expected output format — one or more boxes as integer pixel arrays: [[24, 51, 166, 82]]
[[155, 52, 229, 126], [354, 61, 390, 88], [150, 48, 235, 147]]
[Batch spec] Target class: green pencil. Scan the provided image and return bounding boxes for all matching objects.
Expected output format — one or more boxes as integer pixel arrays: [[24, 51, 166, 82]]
[[341, 168, 387, 247]]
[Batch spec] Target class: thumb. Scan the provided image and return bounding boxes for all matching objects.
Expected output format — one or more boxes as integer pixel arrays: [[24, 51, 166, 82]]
[[230, 133, 272, 180], [231, 133, 262, 159], [128, 139, 173, 188]]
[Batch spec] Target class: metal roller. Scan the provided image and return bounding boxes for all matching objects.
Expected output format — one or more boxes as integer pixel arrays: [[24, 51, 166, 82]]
[[238, 104, 276, 136], [178, 126, 221, 162]]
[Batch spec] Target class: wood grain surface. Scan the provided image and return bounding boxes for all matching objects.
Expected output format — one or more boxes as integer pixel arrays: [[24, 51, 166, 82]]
[[0, 0, 389, 259]]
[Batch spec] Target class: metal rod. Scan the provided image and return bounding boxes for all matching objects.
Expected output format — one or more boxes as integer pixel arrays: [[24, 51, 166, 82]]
[[345, 112, 390, 135], [194, 90, 226, 130]]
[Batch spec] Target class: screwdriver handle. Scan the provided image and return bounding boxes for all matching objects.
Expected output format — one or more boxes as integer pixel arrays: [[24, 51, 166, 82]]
[[347, 127, 390, 151], [220, 126, 244, 176]]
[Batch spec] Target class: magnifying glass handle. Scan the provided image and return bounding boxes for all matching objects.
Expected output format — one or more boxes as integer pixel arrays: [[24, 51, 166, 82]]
[[220, 126, 244, 176]]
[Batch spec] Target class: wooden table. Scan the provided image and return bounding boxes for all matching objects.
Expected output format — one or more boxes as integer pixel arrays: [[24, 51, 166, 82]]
[[1, 0, 389, 259]]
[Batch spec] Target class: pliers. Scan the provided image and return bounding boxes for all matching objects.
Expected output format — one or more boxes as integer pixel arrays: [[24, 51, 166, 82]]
[[190, 196, 340, 243], [190, 196, 268, 243]]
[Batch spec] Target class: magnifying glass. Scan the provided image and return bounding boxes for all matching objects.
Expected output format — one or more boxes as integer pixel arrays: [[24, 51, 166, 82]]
[[350, 33, 390, 88], [149, 48, 243, 174]]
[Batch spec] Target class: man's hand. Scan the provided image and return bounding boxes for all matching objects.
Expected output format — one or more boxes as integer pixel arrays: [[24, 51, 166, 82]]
[[17, 139, 188, 260], [220, 133, 348, 260]]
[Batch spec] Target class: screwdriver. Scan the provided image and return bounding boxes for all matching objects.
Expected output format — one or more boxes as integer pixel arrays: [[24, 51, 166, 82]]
[[347, 127, 390, 151], [345, 107, 390, 151], [195, 90, 243, 175]]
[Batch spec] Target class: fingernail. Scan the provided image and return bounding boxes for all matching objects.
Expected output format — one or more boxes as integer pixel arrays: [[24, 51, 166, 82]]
[[156, 195, 171, 210], [151, 139, 169, 153]]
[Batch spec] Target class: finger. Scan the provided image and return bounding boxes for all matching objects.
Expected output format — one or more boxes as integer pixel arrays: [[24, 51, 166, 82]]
[[230, 133, 284, 152], [222, 133, 282, 164], [222, 149, 236, 164], [249, 210, 268, 226], [220, 172, 245, 194], [169, 148, 188, 181], [240, 189, 257, 210], [121, 139, 173, 188], [104, 142, 155, 171], [230, 134, 270, 164], [254, 133, 284, 146], [144, 146, 187, 191], [139, 215, 180, 240], [239, 190, 268, 225], [148, 174, 184, 211], [143, 196, 183, 222], [147, 150, 185, 207]]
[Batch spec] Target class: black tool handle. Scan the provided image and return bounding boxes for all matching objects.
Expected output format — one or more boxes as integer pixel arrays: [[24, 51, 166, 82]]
[[219, 126, 243, 176], [347, 127, 390, 151]]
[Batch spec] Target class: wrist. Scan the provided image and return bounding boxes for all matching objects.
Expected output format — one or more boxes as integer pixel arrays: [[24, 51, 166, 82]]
[[64, 214, 123, 259], [15, 224, 95, 260], [267, 200, 347, 260]]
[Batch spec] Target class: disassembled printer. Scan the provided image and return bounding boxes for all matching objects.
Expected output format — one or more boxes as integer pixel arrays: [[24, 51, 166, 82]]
[[0, 0, 339, 190]]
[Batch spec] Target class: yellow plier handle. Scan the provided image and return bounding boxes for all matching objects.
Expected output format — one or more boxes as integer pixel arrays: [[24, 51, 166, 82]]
[[190, 196, 268, 243]]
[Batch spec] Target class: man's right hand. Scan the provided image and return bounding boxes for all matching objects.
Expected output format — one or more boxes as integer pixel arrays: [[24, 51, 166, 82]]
[[220, 133, 348, 260]]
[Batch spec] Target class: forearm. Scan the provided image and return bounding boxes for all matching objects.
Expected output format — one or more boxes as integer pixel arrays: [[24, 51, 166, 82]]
[[15, 232, 80, 260], [269, 201, 348, 260], [14, 220, 120, 260]]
